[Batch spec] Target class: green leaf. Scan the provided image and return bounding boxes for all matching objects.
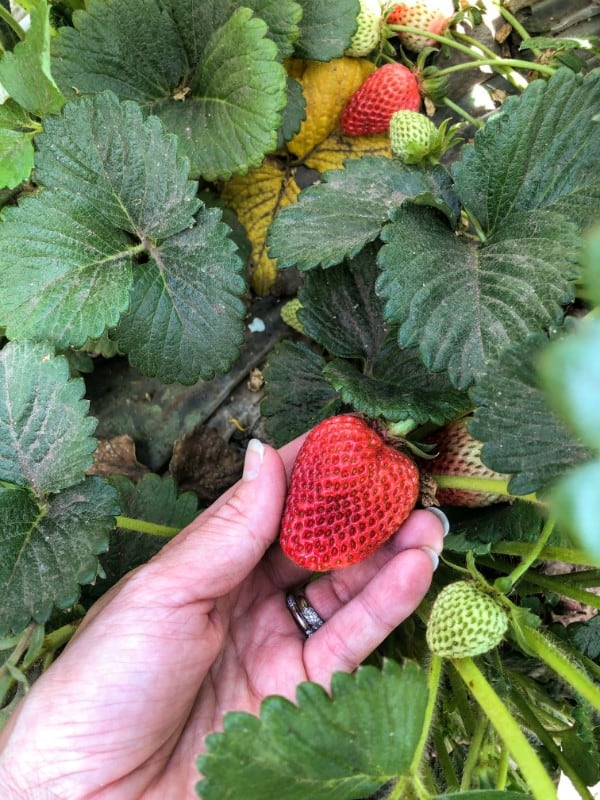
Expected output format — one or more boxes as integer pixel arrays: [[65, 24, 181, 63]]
[[113, 210, 246, 384], [539, 318, 600, 452], [324, 351, 469, 428], [267, 158, 459, 270], [277, 75, 306, 146], [434, 793, 532, 800], [377, 205, 579, 389], [84, 474, 198, 600], [35, 92, 200, 239], [197, 660, 428, 800], [299, 245, 387, 361], [0, 129, 34, 188], [469, 336, 590, 495], [53, 1, 288, 180], [261, 341, 343, 446], [584, 224, 600, 307], [549, 461, 600, 560], [0, 341, 98, 495], [444, 502, 544, 556], [159, 0, 302, 62], [0, 191, 134, 348], [293, 0, 359, 60], [454, 68, 600, 235], [0, 0, 64, 115], [566, 615, 600, 660], [0, 477, 118, 635]]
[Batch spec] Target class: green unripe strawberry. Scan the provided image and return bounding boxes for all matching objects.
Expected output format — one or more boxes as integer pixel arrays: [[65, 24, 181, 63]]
[[389, 110, 461, 165], [345, 0, 383, 57], [426, 581, 509, 658]]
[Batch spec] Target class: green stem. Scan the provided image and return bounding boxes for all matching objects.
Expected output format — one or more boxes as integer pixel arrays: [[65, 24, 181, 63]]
[[495, 1, 539, 55], [510, 690, 595, 800], [520, 626, 600, 713], [514, 572, 600, 612], [495, 744, 509, 791], [0, 5, 25, 40], [451, 30, 529, 90], [115, 515, 180, 538], [434, 56, 554, 79], [459, 710, 488, 791], [447, 662, 476, 737], [451, 657, 558, 800], [503, 515, 556, 589], [491, 542, 600, 568], [429, 474, 539, 503], [442, 96, 484, 129], [0, 625, 35, 699], [410, 655, 444, 774], [432, 725, 459, 791], [462, 208, 488, 242]]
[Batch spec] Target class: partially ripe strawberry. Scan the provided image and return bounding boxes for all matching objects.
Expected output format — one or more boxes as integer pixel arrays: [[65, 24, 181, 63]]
[[386, 0, 454, 52], [280, 414, 420, 571], [425, 419, 511, 507], [426, 580, 509, 657], [345, 0, 383, 57], [341, 63, 421, 136]]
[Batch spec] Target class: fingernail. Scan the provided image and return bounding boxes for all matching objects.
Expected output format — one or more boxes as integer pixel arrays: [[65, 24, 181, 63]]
[[425, 506, 450, 537], [243, 438, 264, 481], [420, 546, 439, 571]]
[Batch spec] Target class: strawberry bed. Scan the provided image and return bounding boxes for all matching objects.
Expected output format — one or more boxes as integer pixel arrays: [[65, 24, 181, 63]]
[[1, 1, 600, 799]]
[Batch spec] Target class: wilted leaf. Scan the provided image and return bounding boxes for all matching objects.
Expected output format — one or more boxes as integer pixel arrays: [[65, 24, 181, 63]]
[[87, 436, 150, 482], [169, 424, 243, 503], [304, 130, 391, 173], [221, 158, 301, 295], [454, 68, 600, 234], [286, 57, 375, 159], [197, 660, 428, 800], [378, 206, 579, 389]]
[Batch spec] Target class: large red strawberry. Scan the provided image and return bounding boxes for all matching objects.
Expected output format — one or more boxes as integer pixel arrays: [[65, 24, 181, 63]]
[[280, 414, 420, 571], [386, 0, 454, 52], [340, 62, 421, 136]]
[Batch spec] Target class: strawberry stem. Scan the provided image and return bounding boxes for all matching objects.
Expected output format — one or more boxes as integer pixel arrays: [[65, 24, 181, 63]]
[[428, 474, 539, 504], [115, 515, 181, 538], [500, 515, 556, 590], [494, 1, 541, 58], [450, 30, 530, 90], [410, 654, 444, 773], [451, 657, 558, 800], [442, 96, 484, 129], [518, 625, 600, 713], [432, 56, 554, 79]]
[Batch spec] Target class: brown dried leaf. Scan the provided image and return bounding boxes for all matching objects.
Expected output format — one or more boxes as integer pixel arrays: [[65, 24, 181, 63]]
[[169, 424, 244, 504], [221, 157, 301, 295], [87, 435, 150, 481]]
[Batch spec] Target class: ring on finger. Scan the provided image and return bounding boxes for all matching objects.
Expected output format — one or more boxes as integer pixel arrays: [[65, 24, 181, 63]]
[[286, 589, 325, 638]]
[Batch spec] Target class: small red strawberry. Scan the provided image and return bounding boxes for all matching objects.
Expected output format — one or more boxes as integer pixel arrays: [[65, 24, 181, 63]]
[[424, 418, 511, 507], [280, 414, 420, 571], [340, 63, 421, 136], [386, 0, 454, 52]]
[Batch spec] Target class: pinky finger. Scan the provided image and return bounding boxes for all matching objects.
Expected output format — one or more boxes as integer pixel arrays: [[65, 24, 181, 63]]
[[302, 548, 435, 687]]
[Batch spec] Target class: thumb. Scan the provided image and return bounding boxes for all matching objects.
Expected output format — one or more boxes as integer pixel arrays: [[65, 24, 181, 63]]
[[142, 439, 289, 602]]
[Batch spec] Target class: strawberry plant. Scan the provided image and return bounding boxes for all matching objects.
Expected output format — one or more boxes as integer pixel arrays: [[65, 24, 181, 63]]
[[1, 1, 600, 798]]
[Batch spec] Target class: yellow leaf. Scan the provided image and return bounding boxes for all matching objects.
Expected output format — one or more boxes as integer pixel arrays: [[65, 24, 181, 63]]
[[304, 131, 392, 173], [286, 57, 376, 160], [221, 158, 301, 295]]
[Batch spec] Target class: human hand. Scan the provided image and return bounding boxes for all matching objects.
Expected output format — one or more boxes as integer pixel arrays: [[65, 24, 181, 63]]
[[0, 435, 447, 800]]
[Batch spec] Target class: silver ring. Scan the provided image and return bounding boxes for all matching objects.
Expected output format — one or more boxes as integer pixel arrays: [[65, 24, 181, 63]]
[[286, 590, 325, 638]]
